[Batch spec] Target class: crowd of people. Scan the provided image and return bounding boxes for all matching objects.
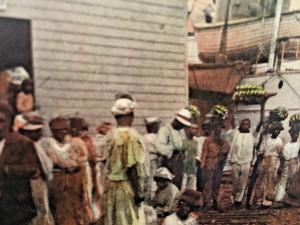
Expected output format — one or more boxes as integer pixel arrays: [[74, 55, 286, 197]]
[[1, 88, 300, 225]]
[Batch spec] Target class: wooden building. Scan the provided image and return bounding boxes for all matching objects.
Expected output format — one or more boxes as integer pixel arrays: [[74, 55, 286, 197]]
[[0, 0, 188, 131]]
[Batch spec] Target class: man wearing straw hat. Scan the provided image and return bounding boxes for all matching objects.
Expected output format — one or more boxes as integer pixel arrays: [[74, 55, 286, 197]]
[[157, 108, 192, 189], [152, 167, 179, 218]]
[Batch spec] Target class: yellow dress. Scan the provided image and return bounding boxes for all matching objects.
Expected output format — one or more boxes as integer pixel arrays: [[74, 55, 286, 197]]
[[104, 127, 146, 225]]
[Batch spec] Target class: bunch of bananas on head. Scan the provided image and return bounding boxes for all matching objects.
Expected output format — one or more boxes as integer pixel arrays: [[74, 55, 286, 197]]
[[290, 113, 300, 123], [269, 106, 289, 121], [233, 84, 266, 101], [186, 105, 201, 121], [289, 113, 300, 132], [210, 104, 228, 119]]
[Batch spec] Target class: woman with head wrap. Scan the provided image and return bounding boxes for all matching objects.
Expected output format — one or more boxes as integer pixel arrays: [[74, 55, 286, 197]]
[[274, 114, 300, 202], [104, 97, 146, 225], [252, 121, 284, 208], [43, 117, 91, 225]]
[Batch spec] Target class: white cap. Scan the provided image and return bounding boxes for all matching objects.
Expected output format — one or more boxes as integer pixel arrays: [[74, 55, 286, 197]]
[[175, 108, 192, 127], [22, 123, 43, 131], [154, 167, 174, 180], [144, 117, 161, 125], [111, 98, 137, 116]]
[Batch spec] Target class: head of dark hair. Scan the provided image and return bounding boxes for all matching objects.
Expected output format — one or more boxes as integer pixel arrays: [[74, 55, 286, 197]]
[[21, 79, 33, 89], [49, 117, 69, 130], [241, 118, 251, 124]]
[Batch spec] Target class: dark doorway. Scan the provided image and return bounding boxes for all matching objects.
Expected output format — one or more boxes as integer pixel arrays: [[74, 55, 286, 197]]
[[0, 17, 32, 77], [0, 17, 33, 115]]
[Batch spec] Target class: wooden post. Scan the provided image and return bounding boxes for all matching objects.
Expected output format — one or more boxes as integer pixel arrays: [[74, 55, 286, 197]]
[[260, 100, 266, 124]]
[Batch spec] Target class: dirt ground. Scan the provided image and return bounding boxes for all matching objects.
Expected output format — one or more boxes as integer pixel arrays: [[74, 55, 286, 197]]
[[204, 182, 300, 225]]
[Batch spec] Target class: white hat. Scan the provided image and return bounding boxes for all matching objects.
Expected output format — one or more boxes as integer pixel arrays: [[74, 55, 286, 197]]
[[22, 115, 44, 131], [175, 108, 192, 127], [111, 98, 137, 116], [22, 123, 43, 131], [154, 167, 174, 180], [144, 117, 161, 125]]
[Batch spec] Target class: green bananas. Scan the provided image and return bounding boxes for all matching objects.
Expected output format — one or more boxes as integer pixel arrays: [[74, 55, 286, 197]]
[[233, 84, 266, 100], [290, 113, 300, 123], [211, 104, 228, 118], [186, 105, 201, 120], [269, 107, 289, 121]]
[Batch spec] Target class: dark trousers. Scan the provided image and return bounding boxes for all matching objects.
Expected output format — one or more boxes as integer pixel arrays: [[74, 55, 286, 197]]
[[202, 160, 226, 205], [161, 151, 185, 189], [196, 162, 203, 192]]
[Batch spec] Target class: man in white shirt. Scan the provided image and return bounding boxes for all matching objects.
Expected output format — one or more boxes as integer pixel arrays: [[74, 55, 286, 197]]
[[229, 118, 254, 209], [143, 117, 161, 202]]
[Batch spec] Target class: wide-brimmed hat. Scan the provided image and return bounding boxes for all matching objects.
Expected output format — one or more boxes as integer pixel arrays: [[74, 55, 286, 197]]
[[175, 108, 191, 127], [154, 167, 174, 181]]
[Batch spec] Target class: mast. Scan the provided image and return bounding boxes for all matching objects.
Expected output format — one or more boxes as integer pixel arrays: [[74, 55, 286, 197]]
[[267, 0, 283, 71], [218, 0, 231, 62]]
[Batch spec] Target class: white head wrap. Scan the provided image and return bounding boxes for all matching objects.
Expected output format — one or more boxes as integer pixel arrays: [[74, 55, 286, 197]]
[[111, 98, 137, 116]]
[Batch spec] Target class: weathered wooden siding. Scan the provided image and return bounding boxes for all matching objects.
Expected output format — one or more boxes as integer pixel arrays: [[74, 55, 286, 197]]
[[0, 0, 188, 131]]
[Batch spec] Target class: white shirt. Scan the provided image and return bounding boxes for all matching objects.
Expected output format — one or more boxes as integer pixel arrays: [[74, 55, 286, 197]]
[[162, 213, 197, 225], [229, 130, 254, 164], [193, 136, 206, 161], [34, 140, 54, 180], [0, 139, 5, 158], [144, 133, 159, 156], [259, 136, 283, 157], [157, 124, 183, 158], [282, 142, 300, 160], [42, 137, 77, 168]]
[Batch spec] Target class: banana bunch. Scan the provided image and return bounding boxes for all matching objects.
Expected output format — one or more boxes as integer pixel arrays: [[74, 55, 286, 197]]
[[186, 105, 201, 121], [233, 84, 266, 100], [289, 113, 300, 131], [290, 113, 300, 123], [210, 104, 228, 119], [269, 107, 289, 121]]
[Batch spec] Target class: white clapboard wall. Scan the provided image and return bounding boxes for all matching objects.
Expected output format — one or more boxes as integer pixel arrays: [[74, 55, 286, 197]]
[[0, 0, 188, 132]]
